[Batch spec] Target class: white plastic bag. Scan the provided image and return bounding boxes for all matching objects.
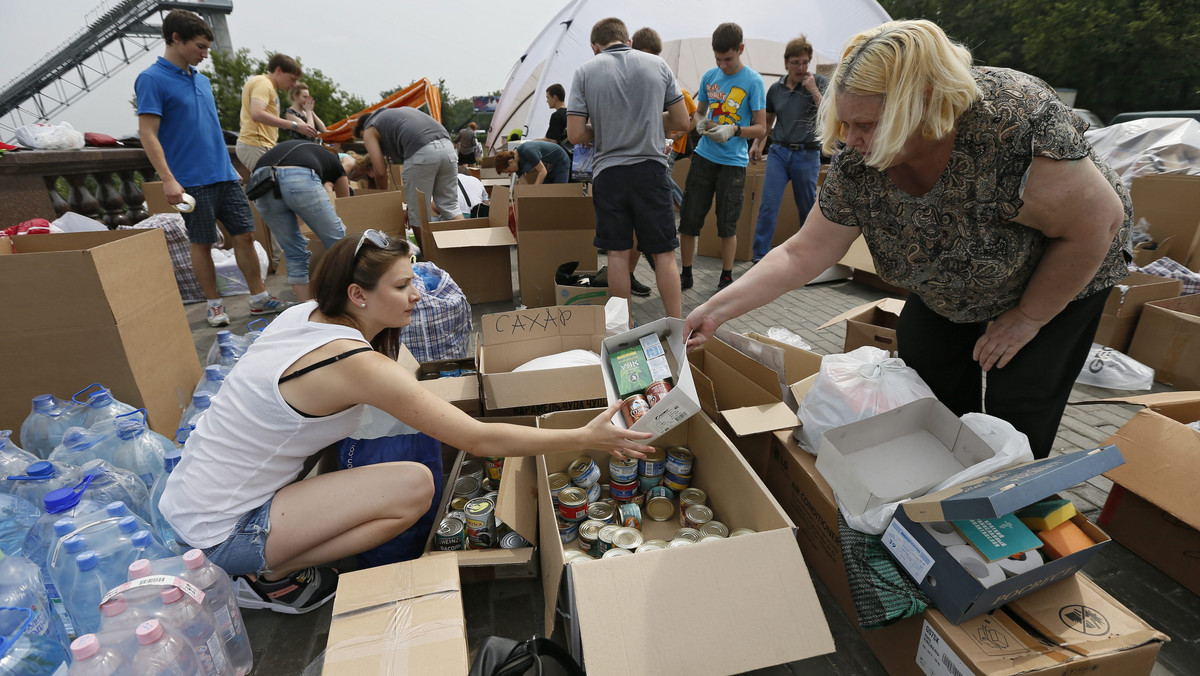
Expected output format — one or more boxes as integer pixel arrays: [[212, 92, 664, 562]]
[[513, 349, 601, 372], [211, 241, 269, 296], [1076, 343, 1154, 390], [766, 326, 813, 350], [795, 346, 937, 454], [840, 412, 1035, 534], [14, 122, 85, 150], [604, 295, 629, 336]]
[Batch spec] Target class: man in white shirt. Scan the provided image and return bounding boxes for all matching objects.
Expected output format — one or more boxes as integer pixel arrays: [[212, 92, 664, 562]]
[[432, 173, 489, 219]]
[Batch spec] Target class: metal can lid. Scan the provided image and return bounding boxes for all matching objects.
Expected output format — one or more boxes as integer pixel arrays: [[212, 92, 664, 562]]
[[587, 502, 614, 521], [729, 528, 757, 538], [679, 487, 707, 506], [673, 527, 702, 543], [500, 531, 528, 549], [641, 539, 670, 550], [460, 459, 484, 477], [637, 542, 666, 553], [450, 497, 468, 511], [568, 456, 596, 480], [453, 476, 480, 497], [612, 527, 644, 550], [699, 521, 729, 537], [668, 538, 695, 548], [666, 446, 694, 463], [558, 486, 587, 506], [602, 548, 632, 558], [598, 524, 620, 543], [610, 457, 639, 469], [645, 496, 675, 521], [446, 510, 467, 524], [563, 550, 593, 565], [685, 504, 714, 524], [548, 473, 570, 491], [642, 447, 666, 462], [437, 518, 464, 536], [700, 534, 726, 543], [578, 520, 604, 540], [464, 496, 496, 516]]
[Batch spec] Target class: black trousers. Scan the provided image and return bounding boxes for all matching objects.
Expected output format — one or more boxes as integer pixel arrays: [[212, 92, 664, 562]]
[[896, 289, 1109, 459]]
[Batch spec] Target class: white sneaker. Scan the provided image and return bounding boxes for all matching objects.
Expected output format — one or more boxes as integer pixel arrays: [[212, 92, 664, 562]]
[[207, 304, 230, 327]]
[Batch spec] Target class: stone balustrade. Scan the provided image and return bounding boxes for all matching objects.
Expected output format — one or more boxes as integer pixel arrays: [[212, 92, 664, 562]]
[[0, 148, 162, 229]]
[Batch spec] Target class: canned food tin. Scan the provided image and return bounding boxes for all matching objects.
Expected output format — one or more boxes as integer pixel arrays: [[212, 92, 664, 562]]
[[557, 486, 589, 522], [450, 497, 468, 512], [612, 526, 644, 551], [673, 527, 702, 543], [684, 504, 714, 530], [446, 510, 467, 524], [639, 539, 670, 553], [435, 518, 466, 551], [548, 473, 570, 505], [585, 481, 602, 504], [597, 524, 619, 555], [484, 457, 505, 481], [618, 503, 642, 530], [628, 491, 646, 507], [586, 501, 615, 524], [563, 549, 593, 565], [648, 485, 675, 501], [668, 538, 695, 548], [569, 456, 601, 488], [644, 379, 672, 407], [440, 366, 462, 378], [500, 531, 529, 549], [678, 488, 706, 526], [460, 459, 485, 482], [638, 474, 662, 492], [698, 520, 729, 538], [578, 519, 604, 554], [602, 548, 632, 558], [621, 394, 651, 426], [645, 496, 675, 522], [638, 447, 667, 477], [662, 471, 691, 493], [557, 516, 579, 544], [609, 457, 639, 482], [463, 496, 497, 549], [700, 534, 726, 543], [609, 478, 638, 501], [481, 478, 498, 494], [729, 528, 757, 537], [665, 446, 694, 476], [453, 476, 482, 500]]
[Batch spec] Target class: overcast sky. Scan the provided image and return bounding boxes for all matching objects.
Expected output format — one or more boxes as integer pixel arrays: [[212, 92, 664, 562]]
[[0, 0, 567, 137]]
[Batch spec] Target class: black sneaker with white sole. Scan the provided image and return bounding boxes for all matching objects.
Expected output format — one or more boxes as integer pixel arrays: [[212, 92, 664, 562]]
[[630, 274, 652, 297], [234, 566, 338, 615]]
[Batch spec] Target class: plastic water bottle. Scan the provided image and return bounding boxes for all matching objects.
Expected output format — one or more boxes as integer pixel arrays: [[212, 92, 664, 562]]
[[24, 485, 106, 572], [148, 446, 183, 554], [176, 394, 213, 446], [96, 593, 147, 656], [4, 460, 77, 508], [72, 461, 152, 524], [156, 586, 229, 676], [0, 493, 41, 557], [0, 551, 71, 650], [19, 394, 83, 459], [80, 388, 136, 431], [214, 343, 240, 370], [64, 551, 109, 636], [194, 365, 230, 399], [179, 550, 252, 675], [132, 619, 202, 676], [129, 531, 172, 564], [109, 416, 165, 490], [0, 607, 72, 676], [206, 330, 250, 367], [67, 633, 126, 675], [0, 431, 37, 482], [48, 426, 119, 470]]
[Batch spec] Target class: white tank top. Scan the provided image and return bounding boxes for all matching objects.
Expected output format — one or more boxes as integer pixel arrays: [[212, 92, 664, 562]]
[[161, 302, 369, 548]]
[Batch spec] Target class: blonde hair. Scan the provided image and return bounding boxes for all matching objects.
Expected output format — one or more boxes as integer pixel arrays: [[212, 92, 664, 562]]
[[817, 19, 979, 169]]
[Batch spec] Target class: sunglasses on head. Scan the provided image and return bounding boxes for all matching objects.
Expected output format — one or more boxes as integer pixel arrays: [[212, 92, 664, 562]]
[[353, 229, 390, 258]]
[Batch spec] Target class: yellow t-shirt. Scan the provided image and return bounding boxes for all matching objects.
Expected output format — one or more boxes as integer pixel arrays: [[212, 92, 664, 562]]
[[672, 89, 698, 155], [237, 74, 280, 148]]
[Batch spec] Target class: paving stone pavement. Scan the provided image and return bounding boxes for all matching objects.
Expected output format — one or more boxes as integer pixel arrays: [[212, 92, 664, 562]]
[[185, 246, 1197, 675]]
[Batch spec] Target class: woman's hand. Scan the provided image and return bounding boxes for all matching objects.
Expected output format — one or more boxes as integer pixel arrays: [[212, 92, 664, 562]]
[[973, 307, 1044, 371], [684, 302, 723, 352], [584, 401, 655, 460]]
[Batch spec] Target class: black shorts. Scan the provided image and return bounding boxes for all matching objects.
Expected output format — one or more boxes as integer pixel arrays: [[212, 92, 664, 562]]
[[678, 153, 745, 238], [592, 160, 679, 254], [457, 151, 475, 165]]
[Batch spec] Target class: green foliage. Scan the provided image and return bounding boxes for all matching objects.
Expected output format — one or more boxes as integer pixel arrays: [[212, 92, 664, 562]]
[[875, 0, 1200, 122]]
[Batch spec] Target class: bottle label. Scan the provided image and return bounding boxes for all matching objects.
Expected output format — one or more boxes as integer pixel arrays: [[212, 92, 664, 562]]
[[214, 605, 235, 641], [100, 574, 205, 605], [205, 632, 229, 675]]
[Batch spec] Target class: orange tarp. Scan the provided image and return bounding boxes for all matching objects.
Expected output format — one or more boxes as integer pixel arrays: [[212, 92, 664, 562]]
[[320, 78, 442, 144]]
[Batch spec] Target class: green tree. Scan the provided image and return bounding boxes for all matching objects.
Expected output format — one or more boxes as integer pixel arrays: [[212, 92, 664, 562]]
[[290, 65, 368, 129]]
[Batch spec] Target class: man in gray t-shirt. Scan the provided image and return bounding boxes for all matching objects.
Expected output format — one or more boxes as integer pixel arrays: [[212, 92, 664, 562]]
[[567, 18, 689, 321], [357, 107, 462, 229]]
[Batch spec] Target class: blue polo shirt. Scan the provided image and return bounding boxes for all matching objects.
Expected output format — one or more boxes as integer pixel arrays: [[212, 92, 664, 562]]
[[134, 57, 238, 187]]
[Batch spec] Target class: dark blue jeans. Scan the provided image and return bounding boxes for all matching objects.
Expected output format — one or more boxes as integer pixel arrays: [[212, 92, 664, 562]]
[[752, 144, 820, 261]]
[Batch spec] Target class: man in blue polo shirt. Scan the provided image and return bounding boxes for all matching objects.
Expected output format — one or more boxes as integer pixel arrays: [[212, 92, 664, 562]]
[[135, 9, 290, 327]]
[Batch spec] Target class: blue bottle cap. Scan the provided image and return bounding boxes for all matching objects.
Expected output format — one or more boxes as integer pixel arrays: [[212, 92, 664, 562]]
[[132, 531, 153, 547], [25, 460, 55, 477], [32, 394, 55, 412], [76, 551, 99, 571], [106, 502, 128, 517], [60, 427, 94, 451], [53, 519, 76, 537], [43, 485, 85, 514], [217, 330, 232, 343], [204, 365, 224, 381], [87, 390, 113, 408], [64, 536, 86, 553], [118, 516, 138, 534], [192, 392, 211, 408], [116, 417, 143, 440]]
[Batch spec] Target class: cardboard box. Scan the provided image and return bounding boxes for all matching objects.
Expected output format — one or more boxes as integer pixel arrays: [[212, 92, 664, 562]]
[[537, 410, 836, 675], [0, 230, 201, 444], [689, 160, 765, 262], [414, 186, 517, 305], [815, 398, 999, 517], [888, 444, 1124, 623], [1131, 174, 1200, 271], [762, 431, 1166, 675], [599, 318, 701, 441], [1127, 293, 1200, 389], [513, 183, 597, 309], [322, 553, 468, 675], [477, 305, 607, 416], [1094, 271, 1183, 352], [554, 269, 608, 306], [307, 190, 408, 270], [818, 298, 905, 354], [1095, 392, 1200, 595], [415, 357, 481, 416]]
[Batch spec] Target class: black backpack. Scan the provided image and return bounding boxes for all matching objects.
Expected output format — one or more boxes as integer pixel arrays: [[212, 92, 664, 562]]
[[468, 637, 583, 676]]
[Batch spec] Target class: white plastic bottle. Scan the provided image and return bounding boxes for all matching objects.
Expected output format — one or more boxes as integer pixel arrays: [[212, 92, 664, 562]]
[[131, 619, 201, 676], [157, 586, 230, 676], [67, 633, 126, 675], [179, 549, 253, 675]]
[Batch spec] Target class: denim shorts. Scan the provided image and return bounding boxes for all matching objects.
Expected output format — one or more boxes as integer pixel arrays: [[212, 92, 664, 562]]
[[192, 498, 273, 577]]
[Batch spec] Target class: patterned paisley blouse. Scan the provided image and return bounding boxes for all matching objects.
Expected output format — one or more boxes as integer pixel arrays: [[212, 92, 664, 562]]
[[819, 67, 1131, 323]]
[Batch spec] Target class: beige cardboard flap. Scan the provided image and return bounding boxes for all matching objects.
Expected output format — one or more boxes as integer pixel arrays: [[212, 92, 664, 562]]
[[789, 374, 820, 409], [1006, 574, 1167, 654], [430, 226, 517, 249], [817, 297, 906, 330], [571, 530, 834, 675], [723, 402, 799, 437], [497, 455, 539, 546], [1102, 408, 1200, 530]]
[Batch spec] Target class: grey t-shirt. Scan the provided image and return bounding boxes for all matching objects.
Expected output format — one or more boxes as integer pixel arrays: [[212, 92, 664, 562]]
[[766, 73, 828, 145], [567, 44, 683, 177], [364, 107, 448, 164]]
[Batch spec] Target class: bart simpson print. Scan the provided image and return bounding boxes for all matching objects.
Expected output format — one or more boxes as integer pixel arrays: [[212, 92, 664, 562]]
[[706, 86, 748, 124]]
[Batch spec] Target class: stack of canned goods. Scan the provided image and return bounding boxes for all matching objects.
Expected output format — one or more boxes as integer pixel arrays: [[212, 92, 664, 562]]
[[436, 457, 523, 551]]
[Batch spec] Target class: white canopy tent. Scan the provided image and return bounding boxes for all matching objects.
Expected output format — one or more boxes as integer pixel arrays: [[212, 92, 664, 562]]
[[486, 0, 892, 152]]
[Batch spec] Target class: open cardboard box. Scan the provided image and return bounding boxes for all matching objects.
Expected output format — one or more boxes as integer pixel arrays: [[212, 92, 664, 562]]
[[1094, 271, 1183, 352], [886, 444, 1124, 623], [477, 305, 607, 416], [305, 190, 408, 270], [322, 553, 468, 675], [414, 357, 481, 416], [762, 431, 1165, 675], [512, 182, 597, 309], [0, 230, 201, 442], [554, 269, 608, 306], [815, 398, 1000, 517], [599, 318, 701, 441], [536, 409, 835, 676], [818, 298, 905, 354], [1130, 174, 1200, 271], [415, 186, 517, 304], [1127, 293, 1200, 389], [1093, 392, 1200, 595]]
